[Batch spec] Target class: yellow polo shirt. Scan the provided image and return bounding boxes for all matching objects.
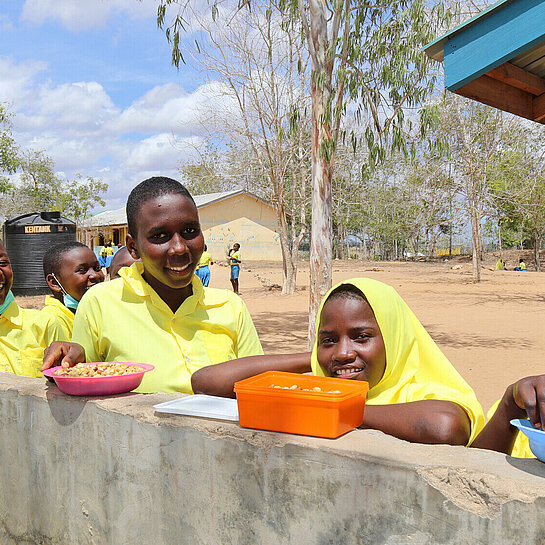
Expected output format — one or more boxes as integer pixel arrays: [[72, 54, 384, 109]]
[[197, 251, 213, 268], [0, 300, 69, 377], [41, 295, 74, 338], [229, 250, 241, 266], [72, 262, 264, 393]]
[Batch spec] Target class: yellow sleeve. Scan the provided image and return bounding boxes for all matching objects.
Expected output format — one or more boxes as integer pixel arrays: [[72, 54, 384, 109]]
[[72, 294, 102, 363], [42, 315, 70, 345], [235, 299, 264, 358]]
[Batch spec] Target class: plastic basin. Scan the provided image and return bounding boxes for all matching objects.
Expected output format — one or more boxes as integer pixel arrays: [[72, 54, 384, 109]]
[[511, 418, 545, 462], [42, 362, 154, 396]]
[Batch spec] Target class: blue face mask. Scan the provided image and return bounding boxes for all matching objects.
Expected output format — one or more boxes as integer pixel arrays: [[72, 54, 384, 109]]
[[52, 274, 79, 310], [0, 290, 14, 315]]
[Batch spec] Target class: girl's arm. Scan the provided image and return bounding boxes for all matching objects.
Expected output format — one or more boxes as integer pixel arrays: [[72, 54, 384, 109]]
[[191, 352, 312, 398], [362, 400, 471, 445], [470, 375, 545, 453]]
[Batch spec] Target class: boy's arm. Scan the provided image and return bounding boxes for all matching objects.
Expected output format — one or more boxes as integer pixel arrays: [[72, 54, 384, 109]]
[[191, 352, 312, 398], [362, 400, 471, 445], [470, 376, 545, 453]]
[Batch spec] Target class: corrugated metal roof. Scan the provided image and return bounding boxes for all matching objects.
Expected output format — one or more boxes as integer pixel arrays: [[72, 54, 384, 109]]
[[83, 189, 261, 228], [511, 41, 545, 78]]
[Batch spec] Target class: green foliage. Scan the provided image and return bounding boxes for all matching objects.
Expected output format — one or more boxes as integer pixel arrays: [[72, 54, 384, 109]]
[[0, 104, 20, 192], [58, 175, 109, 225]]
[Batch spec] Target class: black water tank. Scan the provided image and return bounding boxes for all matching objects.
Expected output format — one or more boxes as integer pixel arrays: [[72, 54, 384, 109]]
[[4, 212, 77, 296]]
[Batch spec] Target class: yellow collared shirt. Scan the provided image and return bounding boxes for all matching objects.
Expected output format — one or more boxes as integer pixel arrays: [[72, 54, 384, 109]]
[[72, 262, 264, 393], [197, 251, 213, 268], [41, 295, 74, 338], [0, 300, 69, 377], [229, 250, 241, 266]]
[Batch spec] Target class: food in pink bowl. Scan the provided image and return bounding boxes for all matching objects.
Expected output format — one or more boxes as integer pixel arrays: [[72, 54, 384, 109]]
[[42, 362, 154, 396]]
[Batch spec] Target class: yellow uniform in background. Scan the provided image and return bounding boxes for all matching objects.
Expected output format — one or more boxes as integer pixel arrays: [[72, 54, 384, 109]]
[[41, 294, 74, 338], [72, 262, 264, 393], [198, 251, 213, 268], [0, 300, 68, 377]]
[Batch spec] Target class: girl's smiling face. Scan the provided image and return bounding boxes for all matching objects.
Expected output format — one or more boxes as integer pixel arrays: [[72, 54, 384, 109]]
[[126, 193, 204, 307], [317, 294, 386, 389]]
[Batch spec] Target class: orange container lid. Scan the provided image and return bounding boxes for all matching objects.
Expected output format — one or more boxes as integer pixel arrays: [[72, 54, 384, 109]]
[[234, 371, 369, 401]]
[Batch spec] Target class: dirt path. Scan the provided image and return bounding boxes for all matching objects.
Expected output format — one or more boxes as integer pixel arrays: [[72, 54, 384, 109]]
[[17, 257, 545, 411]]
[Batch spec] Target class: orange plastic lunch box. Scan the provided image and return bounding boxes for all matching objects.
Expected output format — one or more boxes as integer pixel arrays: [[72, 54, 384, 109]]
[[234, 371, 369, 438]]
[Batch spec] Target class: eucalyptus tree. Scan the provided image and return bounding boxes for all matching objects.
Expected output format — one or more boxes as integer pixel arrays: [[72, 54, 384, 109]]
[[157, 0, 453, 338], [421, 94, 514, 281], [167, 0, 311, 294], [488, 127, 545, 271]]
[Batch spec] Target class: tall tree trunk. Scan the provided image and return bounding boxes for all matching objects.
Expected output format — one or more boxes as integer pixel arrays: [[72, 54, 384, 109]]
[[534, 230, 541, 272], [277, 207, 297, 294], [469, 196, 481, 283], [306, 1, 333, 347]]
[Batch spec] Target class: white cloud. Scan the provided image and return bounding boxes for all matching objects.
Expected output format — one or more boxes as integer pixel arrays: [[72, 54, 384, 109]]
[[0, 57, 48, 107], [21, 0, 158, 32], [0, 14, 15, 32], [2, 57, 219, 209], [120, 133, 202, 172]]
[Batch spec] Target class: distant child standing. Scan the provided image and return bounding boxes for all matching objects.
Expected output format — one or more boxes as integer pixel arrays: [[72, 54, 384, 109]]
[[195, 244, 213, 287], [228, 243, 241, 294], [42, 241, 104, 337]]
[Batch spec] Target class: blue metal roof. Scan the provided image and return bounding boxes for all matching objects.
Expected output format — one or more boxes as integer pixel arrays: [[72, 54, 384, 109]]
[[424, 0, 545, 124]]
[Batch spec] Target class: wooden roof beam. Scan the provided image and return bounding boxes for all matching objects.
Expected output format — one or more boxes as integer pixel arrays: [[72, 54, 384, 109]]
[[455, 74, 535, 122], [487, 62, 545, 96], [533, 93, 545, 121]]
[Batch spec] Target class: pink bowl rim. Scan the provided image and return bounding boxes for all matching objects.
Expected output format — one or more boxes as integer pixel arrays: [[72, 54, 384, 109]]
[[42, 362, 154, 379]]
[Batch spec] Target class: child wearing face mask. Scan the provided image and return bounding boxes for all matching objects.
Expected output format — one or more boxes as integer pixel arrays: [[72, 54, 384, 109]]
[[191, 278, 484, 446], [0, 241, 68, 377], [41, 241, 105, 338]]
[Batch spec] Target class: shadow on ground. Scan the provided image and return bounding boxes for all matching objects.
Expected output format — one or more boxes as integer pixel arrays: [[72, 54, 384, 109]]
[[253, 311, 309, 353]]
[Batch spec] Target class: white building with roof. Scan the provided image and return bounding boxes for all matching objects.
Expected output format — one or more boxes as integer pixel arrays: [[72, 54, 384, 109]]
[[80, 189, 282, 261]]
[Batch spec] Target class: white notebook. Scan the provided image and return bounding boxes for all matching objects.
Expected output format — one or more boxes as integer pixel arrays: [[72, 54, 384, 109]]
[[154, 394, 239, 421]]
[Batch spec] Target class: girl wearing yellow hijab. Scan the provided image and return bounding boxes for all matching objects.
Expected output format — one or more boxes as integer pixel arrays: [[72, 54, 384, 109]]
[[311, 278, 484, 445], [193, 277, 484, 446]]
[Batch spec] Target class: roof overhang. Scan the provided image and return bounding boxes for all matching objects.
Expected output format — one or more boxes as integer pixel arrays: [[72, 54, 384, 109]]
[[424, 0, 545, 124]]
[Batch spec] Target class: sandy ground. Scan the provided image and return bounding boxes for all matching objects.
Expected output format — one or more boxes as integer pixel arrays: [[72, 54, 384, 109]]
[[16, 254, 545, 412]]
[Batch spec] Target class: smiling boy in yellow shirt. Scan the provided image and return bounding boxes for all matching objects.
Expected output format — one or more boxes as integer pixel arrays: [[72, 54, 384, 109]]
[[42, 177, 263, 393]]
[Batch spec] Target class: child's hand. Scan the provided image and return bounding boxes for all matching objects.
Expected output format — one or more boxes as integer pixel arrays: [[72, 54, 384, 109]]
[[512, 375, 545, 430], [41, 342, 85, 371]]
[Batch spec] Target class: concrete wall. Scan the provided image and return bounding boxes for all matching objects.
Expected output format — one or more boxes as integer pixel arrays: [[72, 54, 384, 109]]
[[1, 373, 545, 545]]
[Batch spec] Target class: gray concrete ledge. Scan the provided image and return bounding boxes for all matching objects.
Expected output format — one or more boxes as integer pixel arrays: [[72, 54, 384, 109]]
[[1, 372, 545, 545]]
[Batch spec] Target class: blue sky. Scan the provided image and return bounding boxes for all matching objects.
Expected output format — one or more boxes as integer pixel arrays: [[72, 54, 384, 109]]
[[0, 0, 213, 209]]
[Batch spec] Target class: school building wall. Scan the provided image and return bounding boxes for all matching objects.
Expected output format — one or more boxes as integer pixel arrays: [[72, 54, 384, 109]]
[[78, 193, 283, 261], [199, 194, 282, 262], [2, 373, 545, 545]]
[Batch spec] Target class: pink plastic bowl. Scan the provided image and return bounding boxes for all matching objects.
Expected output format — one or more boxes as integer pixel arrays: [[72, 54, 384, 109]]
[[42, 362, 155, 396]]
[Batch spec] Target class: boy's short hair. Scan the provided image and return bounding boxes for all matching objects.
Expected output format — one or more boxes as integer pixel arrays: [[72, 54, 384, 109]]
[[126, 177, 195, 236], [43, 241, 89, 277]]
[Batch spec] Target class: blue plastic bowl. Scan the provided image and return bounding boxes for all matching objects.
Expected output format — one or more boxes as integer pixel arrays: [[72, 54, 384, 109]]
[[510, 419, 545, 462]]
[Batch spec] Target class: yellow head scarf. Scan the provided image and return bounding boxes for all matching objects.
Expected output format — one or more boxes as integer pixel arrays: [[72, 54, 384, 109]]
[[311, 278, 484, 444]]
